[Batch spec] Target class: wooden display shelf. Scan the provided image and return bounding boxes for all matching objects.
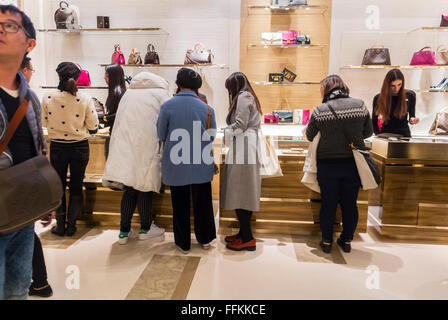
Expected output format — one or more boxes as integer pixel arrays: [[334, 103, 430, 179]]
[[408, 27, 448, 33], [253, 81, 320, 85], [247, 5, 327, 13], [248, 44, 326, 49], [342, 65, 448, 69], [98, 64, 227, 69], [415, 89, 448, 93]]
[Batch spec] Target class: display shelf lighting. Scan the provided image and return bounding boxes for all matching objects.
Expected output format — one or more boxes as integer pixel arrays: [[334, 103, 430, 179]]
[[248, 44, 326, 49], [341, 65, 448, 69], [253, 81, 320, 85], [37, 27, 169, 35]]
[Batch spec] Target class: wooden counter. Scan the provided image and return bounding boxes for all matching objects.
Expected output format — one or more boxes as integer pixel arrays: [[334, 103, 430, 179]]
[[50, 135, 369, 236], [369, 137, 448, 241]]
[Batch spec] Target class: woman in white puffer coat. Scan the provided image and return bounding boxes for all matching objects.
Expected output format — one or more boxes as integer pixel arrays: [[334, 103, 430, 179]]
[[102, 72, 171, 244]]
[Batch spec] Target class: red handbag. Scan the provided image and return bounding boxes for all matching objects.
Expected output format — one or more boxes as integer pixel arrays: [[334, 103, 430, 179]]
[[75, 64, 91, 87], [280, 30, 298, 45], [111, 44, 125, 65], [410, 47, 437, 66], [264, 113, 279, 124]]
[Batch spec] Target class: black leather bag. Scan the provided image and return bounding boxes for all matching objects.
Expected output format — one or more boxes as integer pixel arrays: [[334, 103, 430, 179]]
[[441, 15, 448, 27], [269, 73, 284, 82], [54, 1, 80, 30], [273, 110, 293, 123], [144, 44, 160, 64]]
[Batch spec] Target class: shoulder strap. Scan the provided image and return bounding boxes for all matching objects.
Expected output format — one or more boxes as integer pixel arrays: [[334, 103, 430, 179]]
[[326, 103, 354, 147], [206, 105, 211, 130], [0, 97, 30, 154]]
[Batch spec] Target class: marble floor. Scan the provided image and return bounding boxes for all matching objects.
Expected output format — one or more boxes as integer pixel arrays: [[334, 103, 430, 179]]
[[32, 215, 448, 300]]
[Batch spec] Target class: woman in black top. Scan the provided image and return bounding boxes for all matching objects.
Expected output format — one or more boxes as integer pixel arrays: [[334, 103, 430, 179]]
[[103, 64, 126, 133], [372, 69, 419, 137]]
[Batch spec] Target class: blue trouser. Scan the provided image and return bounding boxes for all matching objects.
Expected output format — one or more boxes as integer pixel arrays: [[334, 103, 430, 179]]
[[0, 224, 35, 300]]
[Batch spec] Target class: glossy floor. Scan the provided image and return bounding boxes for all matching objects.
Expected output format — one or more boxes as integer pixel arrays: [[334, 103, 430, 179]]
[[32, 220, 448, 300]]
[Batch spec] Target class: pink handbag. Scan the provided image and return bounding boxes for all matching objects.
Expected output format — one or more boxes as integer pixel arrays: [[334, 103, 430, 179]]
[[281, 30, 298, 45], [75, 64, 91, 87], [264, 113, 279, 124], [111, 44, 125, 65], [410, 47, 437, 66], [302, 109, 310, 124]]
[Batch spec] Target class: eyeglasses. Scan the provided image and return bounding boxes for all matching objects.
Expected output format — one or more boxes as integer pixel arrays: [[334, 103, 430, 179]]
[[25, 67, 35, 73], [0, 21, 32, 38]]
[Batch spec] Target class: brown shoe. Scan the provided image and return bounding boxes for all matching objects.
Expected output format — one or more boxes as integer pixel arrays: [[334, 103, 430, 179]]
[[225, 234, 240, 243], [226, 238, 256, 251]]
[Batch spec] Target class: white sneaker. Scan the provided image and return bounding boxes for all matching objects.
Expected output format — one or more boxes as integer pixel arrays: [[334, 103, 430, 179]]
[[201, 243, 212, 250], [138, 223, 165, 240], [118, 229, 134, 245], [176, 245, 190, 255]]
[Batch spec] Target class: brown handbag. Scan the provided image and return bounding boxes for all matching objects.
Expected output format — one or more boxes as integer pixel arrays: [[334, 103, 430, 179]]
[[362, 45, 391, 65], [128, 48, 143, 65], [144, 44, 160, 64], [0, 96, 63, 234], [429, 110, 448, 135], [441, 15, 448, 27]]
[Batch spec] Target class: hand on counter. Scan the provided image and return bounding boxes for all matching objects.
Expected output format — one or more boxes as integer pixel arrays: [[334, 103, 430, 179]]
[[40, 211, 54, 227], [410, 117, 420, 125]]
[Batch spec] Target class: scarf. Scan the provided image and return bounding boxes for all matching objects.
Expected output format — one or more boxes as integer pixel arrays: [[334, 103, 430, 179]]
[[322, 88, 349, 103]]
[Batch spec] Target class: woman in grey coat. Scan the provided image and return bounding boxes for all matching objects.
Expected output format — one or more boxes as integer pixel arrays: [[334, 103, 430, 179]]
[[221, 72, 262, 252]]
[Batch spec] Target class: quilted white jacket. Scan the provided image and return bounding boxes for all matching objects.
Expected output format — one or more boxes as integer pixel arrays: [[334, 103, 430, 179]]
[[102, 72, 170, 192]]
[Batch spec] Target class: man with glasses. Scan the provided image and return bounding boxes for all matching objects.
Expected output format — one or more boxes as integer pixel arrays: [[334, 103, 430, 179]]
[[0, 5, 48, 300], [20, 56, 34, 84]]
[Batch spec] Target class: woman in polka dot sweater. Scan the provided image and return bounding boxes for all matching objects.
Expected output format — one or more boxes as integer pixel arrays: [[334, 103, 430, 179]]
[[41, 62, 99, 237]]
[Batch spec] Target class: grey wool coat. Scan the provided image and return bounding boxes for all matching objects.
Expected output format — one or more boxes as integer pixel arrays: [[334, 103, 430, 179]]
[[220, 91, 262, 212]]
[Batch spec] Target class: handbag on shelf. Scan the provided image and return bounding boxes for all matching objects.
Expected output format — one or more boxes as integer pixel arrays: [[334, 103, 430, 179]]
[[54, 1, 80, 30], [273, 110, 293, 123], [269, 73, 284, 82], [441, 15, 448, 27], [144, 44, 160, 65], [436, 46, 448, 65], [264, 113, 279, 124], [128, 48, 142, 65], [410, 47, 437, 66], [271, 0, 290, 7], [282, 68, 297, 82], [0, 95, 63, 234], [327, 104, 380, 191], [258, 130, 283, 179], [302, 109, 310, 124], [184, 43, 213, 64], [261, 32, 283, 46], [296, 34, 311, 45], [362, 45, 391, 65], [293, 109, 310, 124], [111, 44, 125, 65], [281, 30, 298, 45], [429, 108, 448, 135], [75, 64, 91, 87], [289, 0, 308, 6]]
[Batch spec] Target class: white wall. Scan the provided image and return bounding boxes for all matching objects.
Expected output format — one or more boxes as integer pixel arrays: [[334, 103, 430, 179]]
[[23, 0, 242, 127], [330, 0, 448, 134]]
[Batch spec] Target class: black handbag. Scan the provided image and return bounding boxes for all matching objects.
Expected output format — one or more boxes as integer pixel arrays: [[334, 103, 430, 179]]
[[144, 44, 160, 64], [0, 95, 63, 234], [273, 110, 293, 123], [327, 104, 381, 189], [269, 73, 284, 83]]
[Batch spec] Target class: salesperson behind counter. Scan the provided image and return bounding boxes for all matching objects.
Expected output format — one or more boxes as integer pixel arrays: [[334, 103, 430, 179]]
[[372, 69, 419, 137]]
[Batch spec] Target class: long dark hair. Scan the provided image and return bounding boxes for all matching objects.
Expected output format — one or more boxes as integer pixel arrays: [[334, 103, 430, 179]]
[[376, 69, 407, 123], [225, 72, 262, 114], [105, 64, 126, 115]]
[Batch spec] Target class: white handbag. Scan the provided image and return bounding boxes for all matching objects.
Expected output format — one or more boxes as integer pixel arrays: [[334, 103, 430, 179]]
[[258, 130, 283, 178], [261, 32, 283, 45], [436, 46, 448, 65], [301, 132, 320, 193], [185, 42, 213, 64]]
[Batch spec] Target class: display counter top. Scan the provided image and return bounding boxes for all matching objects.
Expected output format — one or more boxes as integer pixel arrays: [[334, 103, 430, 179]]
[[371, 136, 448, 163]]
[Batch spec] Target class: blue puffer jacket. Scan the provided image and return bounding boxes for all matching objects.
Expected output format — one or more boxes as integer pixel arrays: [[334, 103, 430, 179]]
[[0, 72, 46, 169]]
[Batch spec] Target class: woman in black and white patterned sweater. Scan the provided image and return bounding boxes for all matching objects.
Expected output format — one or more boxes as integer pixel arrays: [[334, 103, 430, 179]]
[[306, 75, 373, 254], [42, 62, 99, 237]]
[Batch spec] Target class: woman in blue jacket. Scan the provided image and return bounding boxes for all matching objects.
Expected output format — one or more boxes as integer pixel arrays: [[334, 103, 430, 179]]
[[157, 68, 217, 254]]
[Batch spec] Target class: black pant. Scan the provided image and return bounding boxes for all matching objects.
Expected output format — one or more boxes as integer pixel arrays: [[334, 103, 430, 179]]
[[32, 233, 48, 288], [50, 140, 89, 222], [120, 187, 153, 233], [170, 182, 216, 251], [236, 209, 254, 243], [317, 158, 361, 242]]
